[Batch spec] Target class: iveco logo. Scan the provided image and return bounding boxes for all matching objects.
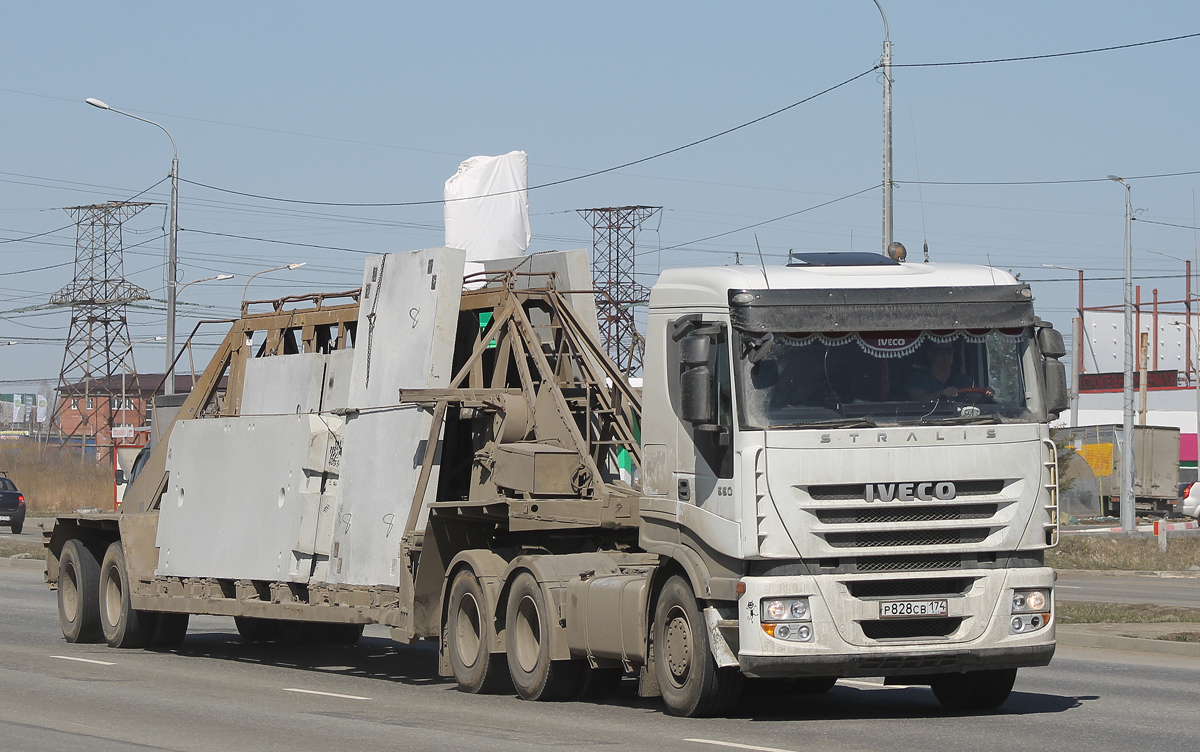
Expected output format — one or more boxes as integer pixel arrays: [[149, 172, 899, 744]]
[[864, 482, 956, 502]]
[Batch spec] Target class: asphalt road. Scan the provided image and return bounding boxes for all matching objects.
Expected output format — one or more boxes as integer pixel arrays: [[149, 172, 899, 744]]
[[2, 568, 1199, 752], [1056, 571, 1200, 608]]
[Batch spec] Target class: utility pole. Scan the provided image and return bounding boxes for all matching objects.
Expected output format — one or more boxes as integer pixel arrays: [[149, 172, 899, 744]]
[[873, 0, 893, 254], [1109, 175, 1136, 533]]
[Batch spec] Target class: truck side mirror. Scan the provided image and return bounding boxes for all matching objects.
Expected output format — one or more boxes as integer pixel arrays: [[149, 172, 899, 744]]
[[1038, 327, 1067, 359], [679, 334, 710, 366], [114, 469, 127, 486], [680, 365, 714, 424], [1043, 358, 1069, 417]]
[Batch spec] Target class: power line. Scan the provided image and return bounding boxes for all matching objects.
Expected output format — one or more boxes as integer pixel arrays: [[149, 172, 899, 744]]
[[180, 227, 378, 255], [178, 68, 878, 208], [897, 169, 1200, 187], [895, 31, 1200, 68]]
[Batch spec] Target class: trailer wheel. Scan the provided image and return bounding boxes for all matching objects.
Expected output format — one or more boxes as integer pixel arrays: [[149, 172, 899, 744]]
[[446, 568, 511, 694], [145, 612, 190, 650], [930, 668, 1017, 711], [504, 571, 582, 701], [58, 539, 103, 643], [235, 616, 282, 643], [653, 575, 743, 717], [98, 542, 147, 648]]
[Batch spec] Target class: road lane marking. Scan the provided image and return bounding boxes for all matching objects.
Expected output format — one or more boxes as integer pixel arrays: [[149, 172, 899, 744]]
[[282, 687, 370, 701], [685, 740, 799, 752], [51, 655, 115, 666], [839, 679, 916, 690]]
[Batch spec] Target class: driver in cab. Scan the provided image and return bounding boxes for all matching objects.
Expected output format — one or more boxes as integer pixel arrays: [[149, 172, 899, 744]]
[[907, 343, 979, 401]]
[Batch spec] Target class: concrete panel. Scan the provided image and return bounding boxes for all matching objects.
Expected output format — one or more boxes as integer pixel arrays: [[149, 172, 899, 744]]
[[241, 353, 328, 416], [325, 247, 465, 586], [483, 249, 600, 340], [155, 413, 343, 582]]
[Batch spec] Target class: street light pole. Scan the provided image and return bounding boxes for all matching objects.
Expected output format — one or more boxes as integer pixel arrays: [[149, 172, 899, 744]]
[[872, 0, 893, 254], [86, 97, 180, 395], [1109, 175, 1136, 532], [241, 263, 307, 310]]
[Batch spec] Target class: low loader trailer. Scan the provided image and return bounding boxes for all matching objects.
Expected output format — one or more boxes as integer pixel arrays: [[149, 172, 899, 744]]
[[45, 248, 1067, 716]]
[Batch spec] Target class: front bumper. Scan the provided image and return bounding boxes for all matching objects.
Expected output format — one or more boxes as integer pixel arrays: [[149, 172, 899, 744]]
[[735, 567, 1056, 678]]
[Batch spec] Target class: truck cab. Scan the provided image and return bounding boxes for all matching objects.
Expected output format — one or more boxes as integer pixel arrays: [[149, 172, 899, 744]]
[[639, 252, 1065, 704]]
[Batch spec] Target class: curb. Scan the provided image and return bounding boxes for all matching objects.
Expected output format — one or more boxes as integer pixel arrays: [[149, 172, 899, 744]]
[[1055, 569, 1200, 578], [0, 557, 45, 571], [1061, 520, 1199, 536], [1057, 629, 1200, 658]]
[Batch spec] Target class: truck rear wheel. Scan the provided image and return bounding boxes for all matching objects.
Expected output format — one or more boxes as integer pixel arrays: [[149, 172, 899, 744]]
[[653, 575, 743, 717], [930, 668, 1017, 711], [98, 542, 147, 648], [504, 571, 582, 701], [58, 539, 103, 644], [235, 616, 282, 643], [446, 568, 511, 694]]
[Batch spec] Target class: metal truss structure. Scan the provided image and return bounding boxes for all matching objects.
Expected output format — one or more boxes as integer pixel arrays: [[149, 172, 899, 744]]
[[577, 206, 661, 374], [51, 202, 152, 455]]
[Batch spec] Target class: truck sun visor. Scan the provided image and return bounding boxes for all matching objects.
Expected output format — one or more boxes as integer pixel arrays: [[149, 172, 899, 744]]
[[727, 285, 1035, 333]]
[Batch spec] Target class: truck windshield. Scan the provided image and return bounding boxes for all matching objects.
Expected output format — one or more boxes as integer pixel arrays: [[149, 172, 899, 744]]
[[734, 328, 1043, 428]]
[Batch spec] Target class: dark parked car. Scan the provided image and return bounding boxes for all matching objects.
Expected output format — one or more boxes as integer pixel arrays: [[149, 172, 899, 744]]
[[0, 472, 26, 534]]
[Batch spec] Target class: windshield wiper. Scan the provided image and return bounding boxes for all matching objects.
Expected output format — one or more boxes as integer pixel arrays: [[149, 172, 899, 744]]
[[775, 417, 878, 429], [914, 415, 1001, 426]]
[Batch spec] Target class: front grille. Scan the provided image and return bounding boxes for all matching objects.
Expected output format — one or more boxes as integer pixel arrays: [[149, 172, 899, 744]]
[[861, 617, 962, 640], [807, 479, 1005, 501], [825, 528, 990, 549], [855, 554, 962, 572], [816, 504, 997, 524], [846, 577, 974, 599]]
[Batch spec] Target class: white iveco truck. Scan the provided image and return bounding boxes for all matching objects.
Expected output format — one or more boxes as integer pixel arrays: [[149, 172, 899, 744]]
[[46, 248, 1065, 717]]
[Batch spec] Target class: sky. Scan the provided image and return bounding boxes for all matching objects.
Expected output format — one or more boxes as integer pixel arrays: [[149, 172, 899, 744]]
[[2, 1, 1199, 388]]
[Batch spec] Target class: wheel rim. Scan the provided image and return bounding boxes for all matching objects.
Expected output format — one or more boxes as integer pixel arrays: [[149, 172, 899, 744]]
[[454, 592, 482, 669], [662, 604, 692, 688], [103, 564, 121, 628], [62, 561, 79, 622], [513, 594, 541, 674]]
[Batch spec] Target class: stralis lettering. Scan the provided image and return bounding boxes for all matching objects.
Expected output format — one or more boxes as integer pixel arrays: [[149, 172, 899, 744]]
[[864, 481, 956, 502]]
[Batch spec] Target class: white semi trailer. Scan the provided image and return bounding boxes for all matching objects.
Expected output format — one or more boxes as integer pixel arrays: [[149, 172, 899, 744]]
[[45, 248, 1066, 717]]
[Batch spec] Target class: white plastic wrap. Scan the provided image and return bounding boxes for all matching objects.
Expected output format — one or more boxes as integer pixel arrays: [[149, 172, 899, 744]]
[[444, 151, 531, 261]]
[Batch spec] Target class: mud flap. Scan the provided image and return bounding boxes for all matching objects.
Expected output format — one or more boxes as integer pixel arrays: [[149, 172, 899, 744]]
[[704, 606, 739, 668]]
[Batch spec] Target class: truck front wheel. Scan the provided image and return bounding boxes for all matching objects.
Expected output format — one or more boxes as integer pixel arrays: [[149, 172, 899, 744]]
[[930, 668, 1017, 711], [653, 575, 743, 717], [446, 568, 511, 694], [504, 571, 582, 701], [58, 539, 103, 643], [98, 542, 147, 648]]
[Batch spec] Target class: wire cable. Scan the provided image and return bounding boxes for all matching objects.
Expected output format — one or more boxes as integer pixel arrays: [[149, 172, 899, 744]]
[[895, 31, 1200, 68]]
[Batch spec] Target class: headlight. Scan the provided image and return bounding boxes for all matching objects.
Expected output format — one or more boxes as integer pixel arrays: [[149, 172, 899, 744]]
[[760, 597, 812, 623], [1012, 589, 1050, 614]]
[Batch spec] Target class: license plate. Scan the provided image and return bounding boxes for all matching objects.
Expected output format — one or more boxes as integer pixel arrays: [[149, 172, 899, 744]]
[[0, 515, 9, 522], [879, 599, 948, 618]]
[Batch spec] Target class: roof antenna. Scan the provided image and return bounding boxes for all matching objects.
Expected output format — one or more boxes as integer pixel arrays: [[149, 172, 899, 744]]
[[754, 234, 771, 289], [909, 104, 931, 262]]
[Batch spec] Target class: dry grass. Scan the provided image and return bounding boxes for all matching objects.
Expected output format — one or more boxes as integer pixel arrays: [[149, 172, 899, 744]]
[[0, 443, 112, 515], [1047, 535, 1200, 571], [1156, 631, 1200, 643], [1057, 601, 1200, 624], [0, 539, 43, 558]]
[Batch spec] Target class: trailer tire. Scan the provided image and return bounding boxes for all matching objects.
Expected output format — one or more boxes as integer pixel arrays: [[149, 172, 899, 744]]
[[235, 616, 282, 643], [930, 668, 1017, 711], [447, 568, 511, 694], [504, 571, 582, 701], [653, 575, 744, 717], [98, 542, 147, 648], [58, 539, 103, 644], [145, 612, 190, 650]]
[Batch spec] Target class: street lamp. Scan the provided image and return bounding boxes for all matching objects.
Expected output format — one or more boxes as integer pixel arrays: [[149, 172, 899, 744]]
[[872, 0, 893, 255], [242, 263, 307, 306], [1108, 174, 1136, 532], [86, 97, 180, 396], [178, 273, 234, 297], [1043, 264, 1084, 427]]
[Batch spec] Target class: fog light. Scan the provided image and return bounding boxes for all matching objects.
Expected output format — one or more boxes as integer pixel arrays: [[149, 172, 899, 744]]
[[776, 624, 792, 638], [796, 624, 812, 641], [1030, 615, 1041, 628], [1011, 616, 1024, 632]]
